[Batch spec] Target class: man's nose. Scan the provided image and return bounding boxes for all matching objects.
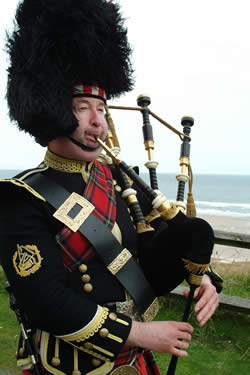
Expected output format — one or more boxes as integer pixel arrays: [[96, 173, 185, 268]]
[[89, 109, 101, 127]]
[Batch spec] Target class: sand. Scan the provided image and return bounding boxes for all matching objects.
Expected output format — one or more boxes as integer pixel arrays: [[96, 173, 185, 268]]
[[198, 214, 250, 270]]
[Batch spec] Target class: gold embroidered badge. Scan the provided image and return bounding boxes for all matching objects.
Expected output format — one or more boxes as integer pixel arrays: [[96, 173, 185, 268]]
[[13, 244, 43, 277]]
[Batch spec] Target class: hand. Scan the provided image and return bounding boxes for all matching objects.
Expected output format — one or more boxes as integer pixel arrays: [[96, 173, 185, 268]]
[[126, 320, 193, 357], [184, 274, 219, 326]]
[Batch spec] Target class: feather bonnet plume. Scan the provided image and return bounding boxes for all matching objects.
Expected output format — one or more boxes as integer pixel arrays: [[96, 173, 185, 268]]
[[6, 0, 134, 145]]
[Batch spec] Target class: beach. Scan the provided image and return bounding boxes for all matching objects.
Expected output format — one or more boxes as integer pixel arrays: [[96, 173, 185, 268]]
[[199, 214, 250, 272]]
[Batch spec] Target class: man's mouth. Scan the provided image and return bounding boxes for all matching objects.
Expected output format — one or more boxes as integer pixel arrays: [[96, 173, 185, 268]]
[[85, 133, 99, 144]]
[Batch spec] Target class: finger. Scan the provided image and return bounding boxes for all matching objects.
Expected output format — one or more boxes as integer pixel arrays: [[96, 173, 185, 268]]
[[198, 288, 219, 313], [178, 322, 194, 334], [197, 293, 218, 318], [195, 293, 216, 316], [201, 300, 219, 326], [176, 340, 190, 350], [194, 285, 217, 313], [196, 296, 219, 326], [171, 347, 188, 357], [180, 332, 192, 342], [193, 287, 201, 299]]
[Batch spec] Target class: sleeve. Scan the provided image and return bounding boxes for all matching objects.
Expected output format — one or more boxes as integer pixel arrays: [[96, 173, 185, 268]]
[[0, 184, 131, 360]]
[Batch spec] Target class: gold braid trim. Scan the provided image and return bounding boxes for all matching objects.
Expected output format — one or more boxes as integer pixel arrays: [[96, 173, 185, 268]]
[[58, 307, 109, 343], [187, 274, 203, 286], [78, 344, 113, 361], [0, 178, 45, 202], [183, 258, 210, 286], [40, 331, 114, 375], [182, 258, 210, 275], [44, 150, 93, 173]]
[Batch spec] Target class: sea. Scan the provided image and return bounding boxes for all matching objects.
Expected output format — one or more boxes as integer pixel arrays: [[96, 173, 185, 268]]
[[0, 170, 249, 218]]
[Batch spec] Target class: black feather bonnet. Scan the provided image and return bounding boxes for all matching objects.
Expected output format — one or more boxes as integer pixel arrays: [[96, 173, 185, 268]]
[[6, 0, 134, 145]]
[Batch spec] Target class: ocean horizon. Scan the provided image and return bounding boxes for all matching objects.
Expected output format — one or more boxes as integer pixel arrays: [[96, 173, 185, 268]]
[[1, 169, 249, 218]]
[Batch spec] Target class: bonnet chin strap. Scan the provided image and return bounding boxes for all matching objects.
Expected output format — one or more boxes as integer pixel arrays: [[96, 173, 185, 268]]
[[25, 172, 157, 321], [68, 136, 100, 152]]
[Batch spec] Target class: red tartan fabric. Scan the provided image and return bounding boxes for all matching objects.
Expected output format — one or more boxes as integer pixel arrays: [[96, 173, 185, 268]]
[[143, 350, 161, 375], [56, 226, 96, 271], [56, 160, 116, 271], [112, 346, 161, 375], [85, 160, 116, 229]]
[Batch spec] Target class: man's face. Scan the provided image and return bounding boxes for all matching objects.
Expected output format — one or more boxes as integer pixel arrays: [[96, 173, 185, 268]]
[[71, 96, 108, 161]]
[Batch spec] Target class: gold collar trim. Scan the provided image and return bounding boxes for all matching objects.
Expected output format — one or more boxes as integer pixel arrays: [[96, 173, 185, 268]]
[[44, 150, 92, 173]]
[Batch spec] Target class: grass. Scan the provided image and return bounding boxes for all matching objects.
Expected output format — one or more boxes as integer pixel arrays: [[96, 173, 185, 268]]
[[0, 265, 249, 374], [154, 297, 250, 375], [210, 259, 250, 299], [0, 267, 19, 373]]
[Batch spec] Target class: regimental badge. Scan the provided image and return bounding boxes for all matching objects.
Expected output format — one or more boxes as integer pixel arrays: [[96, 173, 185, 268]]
[[13, 244, 43, 277]]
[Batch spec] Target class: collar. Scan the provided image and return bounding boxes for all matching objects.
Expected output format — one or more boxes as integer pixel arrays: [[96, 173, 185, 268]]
[[44, 149, 93, 174]]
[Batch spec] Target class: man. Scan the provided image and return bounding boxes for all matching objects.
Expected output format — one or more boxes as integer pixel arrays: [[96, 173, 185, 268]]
[[0, 1, 222, 374]]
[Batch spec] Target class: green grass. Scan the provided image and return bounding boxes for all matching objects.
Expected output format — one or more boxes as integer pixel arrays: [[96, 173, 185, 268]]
[[222, 273, 250, 299], [0, 266, 249, 374], [0, 267, 19, 372], [154, 297, 250, 375]]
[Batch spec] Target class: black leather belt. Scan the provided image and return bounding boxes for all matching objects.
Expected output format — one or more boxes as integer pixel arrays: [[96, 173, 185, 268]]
[[25, 173, 157, 316]]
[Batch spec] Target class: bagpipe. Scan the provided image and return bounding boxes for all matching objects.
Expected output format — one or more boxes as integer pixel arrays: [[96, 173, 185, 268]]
[[97, 95, 214, 375]]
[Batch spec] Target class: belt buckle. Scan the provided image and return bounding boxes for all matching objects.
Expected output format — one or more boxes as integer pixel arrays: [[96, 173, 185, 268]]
[[110, 365, 140, 375], [53, 192, 94, 232]]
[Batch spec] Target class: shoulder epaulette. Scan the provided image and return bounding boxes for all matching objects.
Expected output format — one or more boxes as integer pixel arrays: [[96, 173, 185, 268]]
[[0, 163, 48, 202]]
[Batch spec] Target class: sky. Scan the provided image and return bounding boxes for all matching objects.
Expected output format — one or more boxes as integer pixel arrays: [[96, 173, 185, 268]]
[[0, 0, 249, 175]]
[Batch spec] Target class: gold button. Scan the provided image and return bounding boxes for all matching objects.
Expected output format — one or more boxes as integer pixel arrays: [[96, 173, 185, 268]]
[[79, 264, 88, 273], [83, 283, 93, 293], [84, 342, 93, 350], [81, 274, 91, 283], [99, 328, 109, 338], [91, 358, 102, 367], [115, 185, 122, 192], [109, 312, 117, 321], [51, 357, 61, 367]]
